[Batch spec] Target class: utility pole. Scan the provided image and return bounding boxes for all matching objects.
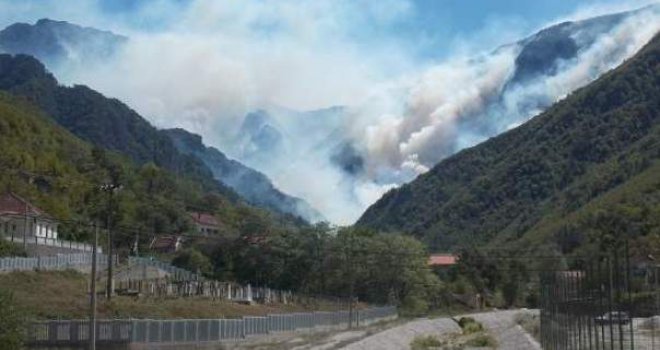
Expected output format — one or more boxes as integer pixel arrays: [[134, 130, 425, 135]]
[[101, 183, 121, 300], [347, 232, 356, 329], [89, 222, 99, 350], [23, 201, 28, 250]]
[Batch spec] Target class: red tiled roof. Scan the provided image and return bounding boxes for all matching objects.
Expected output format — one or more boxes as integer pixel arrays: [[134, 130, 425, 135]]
[[149, 235, 183, 250], [428, 254, 458, 266], [0, 192, 48, 218], [189, 212, 219, 227]]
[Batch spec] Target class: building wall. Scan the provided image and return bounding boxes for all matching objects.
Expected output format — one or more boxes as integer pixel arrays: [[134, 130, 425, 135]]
[[195, 223, 218, 235], [0, 215, 58, 240]]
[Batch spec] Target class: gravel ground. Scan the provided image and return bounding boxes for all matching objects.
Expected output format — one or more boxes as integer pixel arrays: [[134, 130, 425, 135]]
[[336, 317, 460, 350], [465, 310, 541, 350], [333, 310, 540, 350]]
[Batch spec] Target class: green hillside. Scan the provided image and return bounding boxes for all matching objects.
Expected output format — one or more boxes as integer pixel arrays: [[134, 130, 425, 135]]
[[0, 91, 300, 247], [358, 32, 660, 254], [0, 53, 236, 200]]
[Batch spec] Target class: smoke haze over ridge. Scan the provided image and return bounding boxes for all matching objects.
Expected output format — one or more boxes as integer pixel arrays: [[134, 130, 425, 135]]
[[0, 0, 658, 224]]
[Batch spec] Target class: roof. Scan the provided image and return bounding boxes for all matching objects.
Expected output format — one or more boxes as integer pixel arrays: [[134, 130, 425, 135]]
[[0, 192, 50, 218], [428, 254, 458, 266], [189, 212, 219, 227], [149, 235, 183, 250]]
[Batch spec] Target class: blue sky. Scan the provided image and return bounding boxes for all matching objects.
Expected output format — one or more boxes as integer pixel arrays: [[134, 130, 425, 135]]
[[89, 0, 653, 61]]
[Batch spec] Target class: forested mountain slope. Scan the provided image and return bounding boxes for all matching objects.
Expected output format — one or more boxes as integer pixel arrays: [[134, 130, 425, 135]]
[[165, 128, 323, 223], [358, 33, 660, 253]]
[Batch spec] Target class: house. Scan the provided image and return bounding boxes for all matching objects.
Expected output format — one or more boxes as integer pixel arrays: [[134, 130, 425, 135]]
[[149, 235, 184, 254], [0, 192, 58, 240], [189, 212, 219, 235], [428, 254, 458, 267]]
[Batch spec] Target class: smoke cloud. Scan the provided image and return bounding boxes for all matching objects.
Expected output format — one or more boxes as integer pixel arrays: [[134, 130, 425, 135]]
[[0, 0, 658, 224]]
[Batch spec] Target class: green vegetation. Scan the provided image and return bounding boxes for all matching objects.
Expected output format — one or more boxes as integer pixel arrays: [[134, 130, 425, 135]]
[[411, 318, 497, 349], [0, 240, 25, 257], [188, 225, 440, 312], [358, 32, 660, 260], [0, 55, 440, 311], [0, 289, 23, 350], [0, 86, 301, 251], [465, 333, 497, 348], [411, 335, 442, 350], [0, 270, 348, 319], [458, 317, 483, 334]]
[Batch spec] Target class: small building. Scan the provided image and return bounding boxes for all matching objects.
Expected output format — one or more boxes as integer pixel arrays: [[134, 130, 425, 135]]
[[149, 235, 184, 254], [189, 212, 219, 235], [0, 192, 58, 240], [428, 254, 458, 267]]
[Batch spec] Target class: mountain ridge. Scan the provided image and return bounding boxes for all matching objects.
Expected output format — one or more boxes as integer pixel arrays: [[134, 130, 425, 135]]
[[357, 31, 660, 252], [165, 128, 324, 223]]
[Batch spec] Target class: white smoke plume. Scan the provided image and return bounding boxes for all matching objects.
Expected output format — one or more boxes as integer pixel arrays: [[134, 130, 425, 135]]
[[0, 0, 658, 224]]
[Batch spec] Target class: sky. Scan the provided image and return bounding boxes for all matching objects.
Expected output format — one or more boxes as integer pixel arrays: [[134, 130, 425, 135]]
[[0, 0, 657, 224]]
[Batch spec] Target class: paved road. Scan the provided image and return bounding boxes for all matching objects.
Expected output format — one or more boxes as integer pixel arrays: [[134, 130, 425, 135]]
[[335, 310, 540, 350]]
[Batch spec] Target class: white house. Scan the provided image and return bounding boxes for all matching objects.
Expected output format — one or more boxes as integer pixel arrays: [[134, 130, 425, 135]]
[[0, 192, 58, 240]]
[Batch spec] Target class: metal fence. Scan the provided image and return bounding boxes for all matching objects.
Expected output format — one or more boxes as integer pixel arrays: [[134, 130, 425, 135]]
[[128, 256, 198, 281], [539, 242, 660, 349], [25, 306, 398, 346], [0, 252, 107, 272]]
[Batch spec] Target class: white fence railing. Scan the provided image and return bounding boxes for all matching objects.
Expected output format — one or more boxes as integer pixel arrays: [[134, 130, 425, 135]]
[[2, 234, 101, 253], [25, 306, 398, 346], [0, 253, 107, 272]]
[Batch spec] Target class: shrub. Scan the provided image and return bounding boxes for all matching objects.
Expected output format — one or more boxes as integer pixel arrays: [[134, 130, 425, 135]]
[[0, 289, 24, 349], [0, 240, 26, 257], [466, 333, 497, 347], [410, 335, 442, 350], [458, 317, 484, 334]]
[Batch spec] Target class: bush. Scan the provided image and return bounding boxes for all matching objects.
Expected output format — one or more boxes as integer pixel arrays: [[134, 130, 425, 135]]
[[172, 248, 212, 276], [0, 240, 26, 257], [458, 316, 483, 334], [410, 335, 442, 350], [400, 293, 429, 317], [466, 333, 497, 347], [0, 290, 24, 349]]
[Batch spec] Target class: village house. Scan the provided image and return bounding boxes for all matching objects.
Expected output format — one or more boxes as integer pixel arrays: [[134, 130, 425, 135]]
[[428, 254, 458, 267], [189, 212, 219, 235], [149, 235, 184, 254], [0, 192, 58, 240]]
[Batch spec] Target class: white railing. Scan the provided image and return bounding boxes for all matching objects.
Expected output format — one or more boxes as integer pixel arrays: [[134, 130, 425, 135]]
[[1, 234, 101, 253], [0, 252, 107, 272]]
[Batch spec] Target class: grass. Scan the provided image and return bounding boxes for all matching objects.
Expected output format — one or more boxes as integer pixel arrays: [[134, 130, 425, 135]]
[[465, 333, 497, 347], [411, 335, 443, 350], [0, 270, 344, 320]]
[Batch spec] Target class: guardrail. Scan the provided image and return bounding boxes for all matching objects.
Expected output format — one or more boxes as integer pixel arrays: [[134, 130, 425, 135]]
[[0, 252, 107, 272], [25, 306, 398, 346]]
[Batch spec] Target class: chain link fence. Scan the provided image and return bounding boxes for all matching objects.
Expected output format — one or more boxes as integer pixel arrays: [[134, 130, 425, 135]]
[[25, 306, 397, 346]]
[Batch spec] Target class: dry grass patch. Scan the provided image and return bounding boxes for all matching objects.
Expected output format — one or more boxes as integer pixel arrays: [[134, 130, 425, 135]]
[[0, 270, 342, 319]]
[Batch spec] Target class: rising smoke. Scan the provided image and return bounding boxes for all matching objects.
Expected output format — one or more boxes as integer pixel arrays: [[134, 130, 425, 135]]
[[0, 0, 658, 224]]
